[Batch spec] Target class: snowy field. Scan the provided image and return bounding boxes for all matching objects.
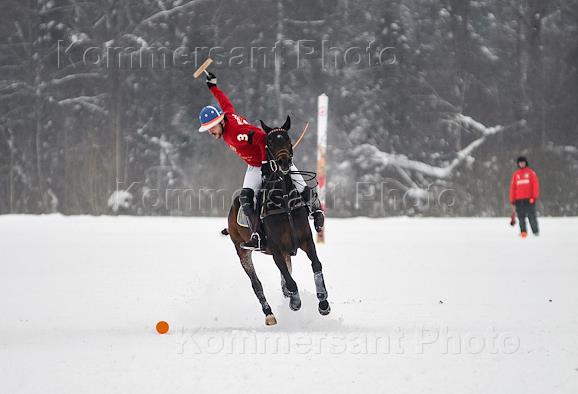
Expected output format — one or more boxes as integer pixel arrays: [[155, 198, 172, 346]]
[[1, 215, 577, 393]]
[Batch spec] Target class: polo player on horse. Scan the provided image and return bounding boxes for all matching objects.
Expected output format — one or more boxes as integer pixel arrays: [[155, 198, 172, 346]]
[[198, 72, 324, 251]]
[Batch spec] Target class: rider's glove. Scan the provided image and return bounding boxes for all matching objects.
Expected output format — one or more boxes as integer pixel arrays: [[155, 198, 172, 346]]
[[206, 71, 217, 88]]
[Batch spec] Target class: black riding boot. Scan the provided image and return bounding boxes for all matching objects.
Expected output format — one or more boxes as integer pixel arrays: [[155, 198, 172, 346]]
[[239, 188, 265, 251], [301, 186, 324, 233]]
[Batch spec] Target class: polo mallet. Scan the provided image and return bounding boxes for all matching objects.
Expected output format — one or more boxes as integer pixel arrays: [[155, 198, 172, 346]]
[[293, 122, 310, 149], [194, 58, 213, 78]]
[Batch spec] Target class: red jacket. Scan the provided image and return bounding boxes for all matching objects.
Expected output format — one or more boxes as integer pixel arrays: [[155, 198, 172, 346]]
[[209, 86, 267, 167], [509, 167, 540, 203]]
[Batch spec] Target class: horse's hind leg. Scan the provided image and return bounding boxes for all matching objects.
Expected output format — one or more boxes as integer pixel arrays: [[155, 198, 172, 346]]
[[301, 238, 330, 315], [280, 255, 292, 298], [272, 251, 301, 311], [236, 246, 277, 325]]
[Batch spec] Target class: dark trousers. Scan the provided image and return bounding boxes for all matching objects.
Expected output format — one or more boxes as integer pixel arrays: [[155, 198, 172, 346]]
[[515, 199, 539, 234]]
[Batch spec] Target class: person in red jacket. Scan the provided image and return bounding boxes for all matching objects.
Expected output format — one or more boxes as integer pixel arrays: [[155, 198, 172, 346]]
[[509, 156, 540, 237], [198, 72, 324, 250]]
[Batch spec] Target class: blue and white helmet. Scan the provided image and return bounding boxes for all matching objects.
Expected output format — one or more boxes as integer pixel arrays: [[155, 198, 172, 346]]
[[198, 105, 224, 132]]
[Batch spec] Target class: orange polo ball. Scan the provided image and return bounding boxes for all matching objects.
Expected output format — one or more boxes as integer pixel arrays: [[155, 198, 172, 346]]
[[156, 321, 169, 334]]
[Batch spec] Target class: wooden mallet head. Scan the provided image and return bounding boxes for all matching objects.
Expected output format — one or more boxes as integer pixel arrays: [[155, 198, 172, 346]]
[[194, 58, 213, 78]]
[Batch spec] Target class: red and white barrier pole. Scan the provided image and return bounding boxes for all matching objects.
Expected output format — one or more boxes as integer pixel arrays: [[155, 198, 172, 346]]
[[317, 93, 328, 243]]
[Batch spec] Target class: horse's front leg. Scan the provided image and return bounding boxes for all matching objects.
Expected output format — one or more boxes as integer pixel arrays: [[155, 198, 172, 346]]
[[300, 237, 331, 315], [280, 255, 292, 298], [272, 251, 301, 311], [236, 245, 277, 325]]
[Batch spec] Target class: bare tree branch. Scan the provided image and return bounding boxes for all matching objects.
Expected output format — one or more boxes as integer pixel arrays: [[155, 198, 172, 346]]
[[284, 18, 326, 26], [58, 94, 107, 115], [352, 115, 523, 180], [39, 73, 103, 90], [133, 0, 213, 32]]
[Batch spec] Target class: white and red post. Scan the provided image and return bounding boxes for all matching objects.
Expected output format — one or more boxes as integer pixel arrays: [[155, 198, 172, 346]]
[[317, 93, 328, 243]]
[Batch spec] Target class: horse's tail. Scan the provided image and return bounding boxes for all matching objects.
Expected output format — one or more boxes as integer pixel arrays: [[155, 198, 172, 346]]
[[221, 228, 229, 236]]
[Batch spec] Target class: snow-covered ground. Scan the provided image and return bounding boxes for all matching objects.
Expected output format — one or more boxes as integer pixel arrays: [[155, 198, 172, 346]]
[[1, 215, 577, 393]]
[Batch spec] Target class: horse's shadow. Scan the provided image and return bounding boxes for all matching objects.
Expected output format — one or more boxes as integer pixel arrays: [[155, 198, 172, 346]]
[[267, 289, 343, 332]]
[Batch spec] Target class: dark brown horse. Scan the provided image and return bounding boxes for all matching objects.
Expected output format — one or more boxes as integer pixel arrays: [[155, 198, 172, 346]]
[[223, 116, 330, 326]]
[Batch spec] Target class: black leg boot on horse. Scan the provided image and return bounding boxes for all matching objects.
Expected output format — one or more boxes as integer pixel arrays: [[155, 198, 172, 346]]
[[239, 188, 266, 251], [301, 186, 324, 233]]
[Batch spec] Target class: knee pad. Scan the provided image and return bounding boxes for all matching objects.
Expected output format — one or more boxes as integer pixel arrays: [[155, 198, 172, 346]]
[[239, 188, 255, 211]]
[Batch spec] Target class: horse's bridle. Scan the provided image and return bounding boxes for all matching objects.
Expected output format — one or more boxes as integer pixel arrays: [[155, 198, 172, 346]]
[[266, 128, 293, 175]]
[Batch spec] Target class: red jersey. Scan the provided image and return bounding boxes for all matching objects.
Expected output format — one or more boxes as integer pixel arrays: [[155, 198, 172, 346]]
[[509, 167, 540, 203], [209, 86, 267, 167]]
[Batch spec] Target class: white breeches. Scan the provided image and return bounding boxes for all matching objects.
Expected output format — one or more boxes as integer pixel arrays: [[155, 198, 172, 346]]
[[242, 164, 306, 195]]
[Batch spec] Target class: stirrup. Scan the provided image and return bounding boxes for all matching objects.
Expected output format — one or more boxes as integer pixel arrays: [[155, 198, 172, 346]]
[[241, 232, 262, 251]]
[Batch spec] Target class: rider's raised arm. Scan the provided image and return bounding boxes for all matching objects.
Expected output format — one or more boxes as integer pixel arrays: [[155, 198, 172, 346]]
[[209, 85, 235, 114]]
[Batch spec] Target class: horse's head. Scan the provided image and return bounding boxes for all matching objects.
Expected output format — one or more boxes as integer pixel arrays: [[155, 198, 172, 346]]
[[260, 116, 293, 175]]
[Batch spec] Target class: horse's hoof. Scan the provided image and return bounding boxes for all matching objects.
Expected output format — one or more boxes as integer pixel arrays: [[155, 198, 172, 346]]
[[290, 298, 301, 311], [265, 314, 277, 326], [318, 300, 331, 315]]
